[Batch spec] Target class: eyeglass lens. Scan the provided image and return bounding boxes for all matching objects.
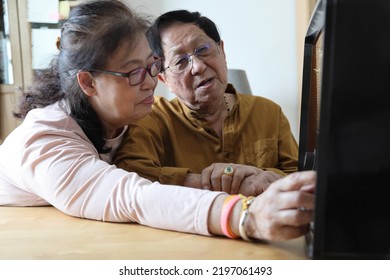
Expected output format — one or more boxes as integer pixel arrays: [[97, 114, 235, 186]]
[[129, 59, 162, 85], [168, 42, 218, 74]]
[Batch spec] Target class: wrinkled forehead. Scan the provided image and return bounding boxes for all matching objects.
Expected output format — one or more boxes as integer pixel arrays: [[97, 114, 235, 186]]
[[161, 23, 211, 56]]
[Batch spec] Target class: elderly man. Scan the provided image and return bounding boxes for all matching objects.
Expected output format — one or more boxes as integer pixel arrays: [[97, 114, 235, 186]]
[[114, 10, 298, 196]]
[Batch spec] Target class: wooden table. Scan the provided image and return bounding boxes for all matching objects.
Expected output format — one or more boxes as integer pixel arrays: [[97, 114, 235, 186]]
[[0, 206, 307, 260]]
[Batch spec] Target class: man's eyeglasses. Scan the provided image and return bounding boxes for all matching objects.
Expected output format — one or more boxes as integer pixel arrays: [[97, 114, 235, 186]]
[[164, 42, 220, 74], [87, 58, 163, 86]]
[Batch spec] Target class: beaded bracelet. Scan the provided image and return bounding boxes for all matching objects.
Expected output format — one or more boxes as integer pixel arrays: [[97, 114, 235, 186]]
[[220, 195, 241, 239], [238, 196, 256, 241]]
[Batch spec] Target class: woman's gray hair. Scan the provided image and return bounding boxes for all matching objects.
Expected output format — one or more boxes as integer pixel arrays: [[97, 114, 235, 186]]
[[15, 0, 150, 153]]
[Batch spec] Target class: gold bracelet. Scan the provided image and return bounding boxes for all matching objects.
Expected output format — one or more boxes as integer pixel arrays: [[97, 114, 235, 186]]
[[238, 196, 257, 241]]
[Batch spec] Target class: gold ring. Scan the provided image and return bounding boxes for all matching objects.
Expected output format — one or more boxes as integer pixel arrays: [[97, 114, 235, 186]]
[[223, 166, 234, 176]]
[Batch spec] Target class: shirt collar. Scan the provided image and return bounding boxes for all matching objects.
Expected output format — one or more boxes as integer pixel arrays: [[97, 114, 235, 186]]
[[180, 83, 237, 118]]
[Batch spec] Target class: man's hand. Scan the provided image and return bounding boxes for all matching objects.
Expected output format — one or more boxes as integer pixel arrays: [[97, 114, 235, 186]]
[[238, 171, 284, 196], [200, 163, 283, 195]]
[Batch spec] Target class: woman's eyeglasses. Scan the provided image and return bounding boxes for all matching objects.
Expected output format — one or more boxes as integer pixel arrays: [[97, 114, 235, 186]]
[[86, 58, 163, 86]]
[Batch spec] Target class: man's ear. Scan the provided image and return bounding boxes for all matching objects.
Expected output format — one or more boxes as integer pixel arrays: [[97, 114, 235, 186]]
[[158, 72, 175, 93], [77, 71, 96, 96], [219, 39, 226, 60], [158, 72, 168, 85], [219, 39, 225, 50]]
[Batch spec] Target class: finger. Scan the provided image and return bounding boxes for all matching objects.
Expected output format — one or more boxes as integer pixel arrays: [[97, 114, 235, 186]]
[[279, 225, 311, 240], [212, 164, 235, 192], [221, 175, 233, 193], [201, 165, 214, 190], [295, 192, 315, 211], [258, 172, 281, 191], [210, 168, 222, 191], [272, 171, 317, 192], [276, 208, 314, 227], [230, 169, 245, 194], [275, 191, 315, 211], [300, 183, 315, 193], [242, 165, 262, 177]]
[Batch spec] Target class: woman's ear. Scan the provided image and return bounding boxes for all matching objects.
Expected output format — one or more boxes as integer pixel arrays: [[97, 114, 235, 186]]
[[77, 71, 96, 96]]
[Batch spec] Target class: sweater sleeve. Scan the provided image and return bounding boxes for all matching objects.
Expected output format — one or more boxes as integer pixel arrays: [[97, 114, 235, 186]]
[[22, 130, 221, 235], [0, 107, 222, 236]]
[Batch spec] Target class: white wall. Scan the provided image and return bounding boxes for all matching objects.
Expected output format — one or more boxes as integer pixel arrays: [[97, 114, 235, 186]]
[[125, 0, 310, 140]]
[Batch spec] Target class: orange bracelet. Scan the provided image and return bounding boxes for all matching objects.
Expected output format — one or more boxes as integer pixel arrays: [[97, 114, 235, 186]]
[[220, 195, 242, 239]]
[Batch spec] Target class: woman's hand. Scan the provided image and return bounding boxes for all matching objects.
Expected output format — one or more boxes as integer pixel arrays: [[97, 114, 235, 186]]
[[246, 171, 316, 241]]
